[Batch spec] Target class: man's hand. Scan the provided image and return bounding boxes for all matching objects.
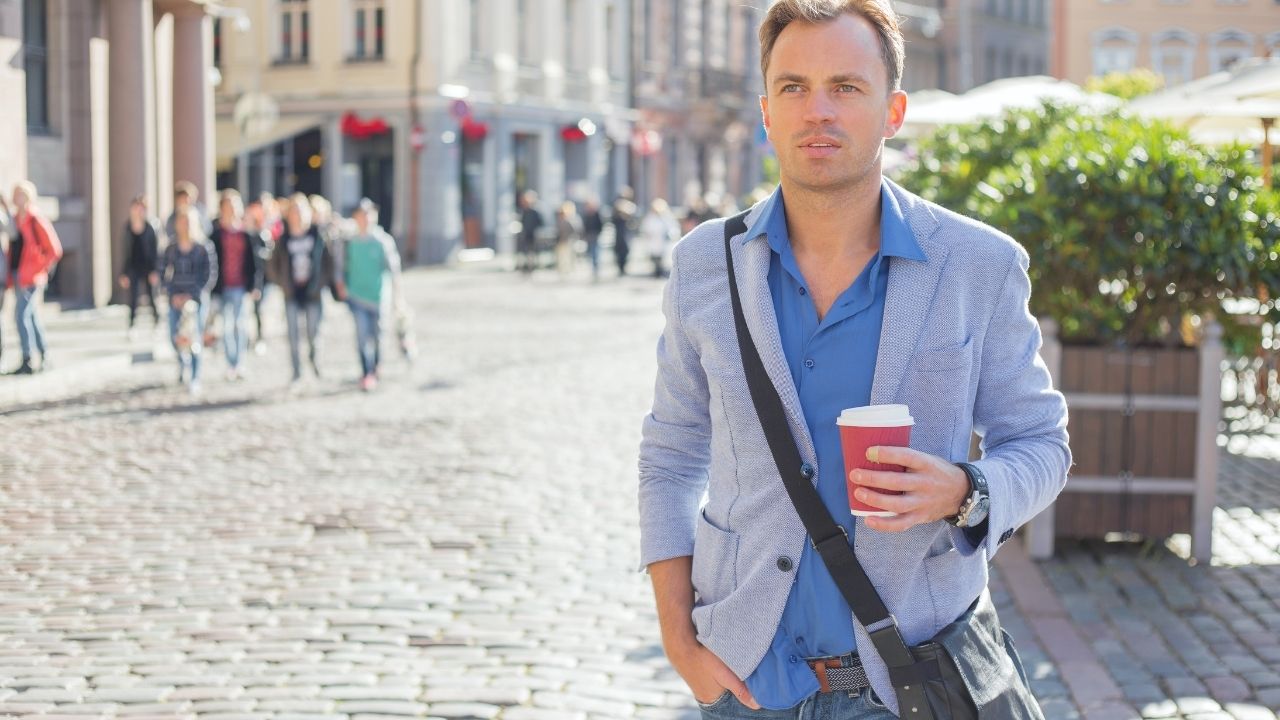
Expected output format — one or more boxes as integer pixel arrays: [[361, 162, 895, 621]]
[[647, 556, 761, 710], [149, 272, 160, 287], [170, 293, 191, 310], [119, 275, 130, 289], [670, 641, 760, 709], [852, 446, 970, 533]]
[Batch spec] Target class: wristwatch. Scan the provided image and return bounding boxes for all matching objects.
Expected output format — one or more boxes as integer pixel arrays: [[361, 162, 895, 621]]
[[948, 462, 990, 529]]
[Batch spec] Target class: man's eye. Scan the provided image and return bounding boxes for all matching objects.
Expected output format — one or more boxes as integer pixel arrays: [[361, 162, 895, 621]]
[[837, 85, 858, 93], [782, 84, 803, 93]]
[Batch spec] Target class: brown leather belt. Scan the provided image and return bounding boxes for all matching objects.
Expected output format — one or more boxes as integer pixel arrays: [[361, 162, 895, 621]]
[[807, 653, 871, 693]]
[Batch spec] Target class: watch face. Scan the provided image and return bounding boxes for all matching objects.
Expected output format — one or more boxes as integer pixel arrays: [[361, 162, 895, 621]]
[[968, 496, 990, 527]]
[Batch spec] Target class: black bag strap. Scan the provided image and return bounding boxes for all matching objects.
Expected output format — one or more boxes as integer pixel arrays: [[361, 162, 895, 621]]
[[721, 211, 919, 674]]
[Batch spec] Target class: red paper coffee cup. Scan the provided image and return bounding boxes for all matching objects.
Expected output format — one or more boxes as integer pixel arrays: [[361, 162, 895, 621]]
[[837, 404, 914, 518]]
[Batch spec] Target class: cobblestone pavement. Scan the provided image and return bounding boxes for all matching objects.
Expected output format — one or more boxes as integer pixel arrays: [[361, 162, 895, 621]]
[[2, 266, 1279, 720]]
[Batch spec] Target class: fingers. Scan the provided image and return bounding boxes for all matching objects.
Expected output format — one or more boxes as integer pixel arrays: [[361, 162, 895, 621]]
[[854, 487, 914, 514], [866, 445, 929, 469], [707, 650, 760, 710], [850, 468, 916, 492]]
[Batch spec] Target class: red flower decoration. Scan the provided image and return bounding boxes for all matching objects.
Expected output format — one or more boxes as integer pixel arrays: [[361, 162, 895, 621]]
[[460, 116, 489, 141], [561, 125, 588, 142], [341, 111, 391, 140]]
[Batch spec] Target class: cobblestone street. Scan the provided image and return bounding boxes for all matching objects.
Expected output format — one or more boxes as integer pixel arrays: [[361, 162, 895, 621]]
[[1, 266, 1279, 720]]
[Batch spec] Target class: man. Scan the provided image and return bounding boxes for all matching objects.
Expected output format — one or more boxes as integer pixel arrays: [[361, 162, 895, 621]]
[[333, 198, 402, 391], [209, 189, 266, 380], [7, 181, 63, 374], [611, 187, 637, 277], [637, 2, 1070, 718], [517, 190, 543, 275], [244, 197, 277, 353]]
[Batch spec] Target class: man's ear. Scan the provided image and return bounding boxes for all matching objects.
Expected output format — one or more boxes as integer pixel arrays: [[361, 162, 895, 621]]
[[883, 90, 908, 139], [759, 94, 771, 135]]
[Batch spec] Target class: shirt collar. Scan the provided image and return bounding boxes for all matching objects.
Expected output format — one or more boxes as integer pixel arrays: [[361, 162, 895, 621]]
[[741, 178, 926, 263]]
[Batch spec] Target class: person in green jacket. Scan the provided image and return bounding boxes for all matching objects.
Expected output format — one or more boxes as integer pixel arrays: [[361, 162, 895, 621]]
[[334, 198, 402, 391]]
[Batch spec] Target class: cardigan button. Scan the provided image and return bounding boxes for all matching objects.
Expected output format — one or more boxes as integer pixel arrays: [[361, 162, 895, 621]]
[[777, 556, 794, 572]]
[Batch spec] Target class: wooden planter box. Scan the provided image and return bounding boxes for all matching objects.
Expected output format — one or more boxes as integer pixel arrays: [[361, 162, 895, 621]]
[[1027, 319, 1223, 563]]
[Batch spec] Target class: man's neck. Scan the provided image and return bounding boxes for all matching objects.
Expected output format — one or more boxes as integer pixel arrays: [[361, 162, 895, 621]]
[[779, 173, 883, 260]]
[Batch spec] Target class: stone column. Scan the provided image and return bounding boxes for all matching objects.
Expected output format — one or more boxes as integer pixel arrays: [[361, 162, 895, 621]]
[[107, 0, 158, 252], [172, 6, 214, 200]]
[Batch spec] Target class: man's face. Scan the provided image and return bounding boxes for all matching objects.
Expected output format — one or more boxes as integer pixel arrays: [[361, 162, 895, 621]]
[[12, 189, 29, 213], [175, 193, 190, 210], [353, 209, 370, 234], [759, 13, 907, 195]]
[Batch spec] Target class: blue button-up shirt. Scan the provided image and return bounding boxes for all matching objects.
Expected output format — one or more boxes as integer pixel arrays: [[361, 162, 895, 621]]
[[743, 180, 925, 710]]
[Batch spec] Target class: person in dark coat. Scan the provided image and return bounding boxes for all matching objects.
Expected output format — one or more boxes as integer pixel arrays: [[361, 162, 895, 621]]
[[119, 195, 162, 335]]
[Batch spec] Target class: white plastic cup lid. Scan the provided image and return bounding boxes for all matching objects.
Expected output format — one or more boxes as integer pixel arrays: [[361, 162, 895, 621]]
[[837, 404, 914, 427]]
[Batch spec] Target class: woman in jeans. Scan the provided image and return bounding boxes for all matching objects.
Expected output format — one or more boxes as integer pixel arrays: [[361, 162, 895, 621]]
[[6, 181, 64, 375], [270, 193, 334, 385], [157, 207, 217, 394], [209, 189, 267, 380]]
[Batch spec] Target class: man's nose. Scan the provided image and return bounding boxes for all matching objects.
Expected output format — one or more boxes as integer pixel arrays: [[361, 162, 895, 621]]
[[803, 91, 837, 124]]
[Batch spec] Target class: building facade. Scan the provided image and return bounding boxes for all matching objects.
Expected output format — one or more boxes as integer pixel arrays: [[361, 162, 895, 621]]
[[0, 0, 221, 307], [934, 0, 1051, 93], [1054, 0, 1280, 87], [215, 0, 632, 264]]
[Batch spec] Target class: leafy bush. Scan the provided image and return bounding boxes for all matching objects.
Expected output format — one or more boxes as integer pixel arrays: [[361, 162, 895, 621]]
[[897, 104, 1280, 352], [1085, 69, 1165, 101]]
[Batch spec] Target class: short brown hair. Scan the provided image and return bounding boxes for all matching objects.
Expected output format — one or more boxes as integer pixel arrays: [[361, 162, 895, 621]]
[[758, 0, 904, 93]]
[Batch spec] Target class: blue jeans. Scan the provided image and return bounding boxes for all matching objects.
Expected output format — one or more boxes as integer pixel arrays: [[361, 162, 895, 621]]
[[168, 298, 208, 383], [220, 287, 249, 369], [698, 688, 895, 719], [285, 299, 323, 379], [349, 301, 381, 377], [15, 285, 47, 361]]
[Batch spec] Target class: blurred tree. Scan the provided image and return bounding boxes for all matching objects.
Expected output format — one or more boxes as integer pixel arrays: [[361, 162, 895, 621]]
[[1085, 68, 1165, 101], [898, 104, 1280, 352]]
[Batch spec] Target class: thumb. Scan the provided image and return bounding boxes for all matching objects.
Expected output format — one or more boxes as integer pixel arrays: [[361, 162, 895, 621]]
[[713, 664, 759, 711]]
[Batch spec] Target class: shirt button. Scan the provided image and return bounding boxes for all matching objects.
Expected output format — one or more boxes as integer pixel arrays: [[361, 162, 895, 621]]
[[795, 636, 805, 646], [777, 556, 794, 572], [789, 654, 799, 664], [799, 287, 807, 295], [804, 358, 815, 369]]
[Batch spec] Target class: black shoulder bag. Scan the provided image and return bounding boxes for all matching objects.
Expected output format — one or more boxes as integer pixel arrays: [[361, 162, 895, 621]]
[[721, 211, 1043, 719]]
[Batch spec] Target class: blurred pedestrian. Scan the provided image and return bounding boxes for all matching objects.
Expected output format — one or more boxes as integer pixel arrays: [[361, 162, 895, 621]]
[[158, 207, 216, 395], [209, 189, 267, 380], [517, 190, 543, 275], [259, 192, 285, 244], [555, 200, 582, 278], [244, 197, 276, 354], [7, 181, 63, 374], [0, 196, 10, 369], [581, 197, 605, 282], [640, 198, 679, 279], [611, 187, 637, 277], [119, 195, 162, 338], [334, 198, 402, 391], [271, 192, 334, 385], [165, 180, 212, 243]]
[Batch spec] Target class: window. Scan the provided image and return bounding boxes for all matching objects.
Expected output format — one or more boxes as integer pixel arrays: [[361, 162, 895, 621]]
[[564, 0, 578, 70], [1152, 28, 1196, 86], [279, 0, 309, 63], [1091, 27, 1138, 76], [352, 0, 384, 60], [23, 0, 49, 133], [470, 0, 483, 58], [606, 2, 620, 77], [517, 0, 533, 64], [1209, 28, 1254, 72]]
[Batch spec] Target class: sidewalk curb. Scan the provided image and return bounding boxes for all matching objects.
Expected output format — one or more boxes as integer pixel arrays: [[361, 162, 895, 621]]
[[0, 351, 142, 410], [996, 541, 1132, 715]]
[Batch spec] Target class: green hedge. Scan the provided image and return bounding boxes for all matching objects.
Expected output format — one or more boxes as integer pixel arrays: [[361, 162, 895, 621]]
[[896, 104, 1280, 353]]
